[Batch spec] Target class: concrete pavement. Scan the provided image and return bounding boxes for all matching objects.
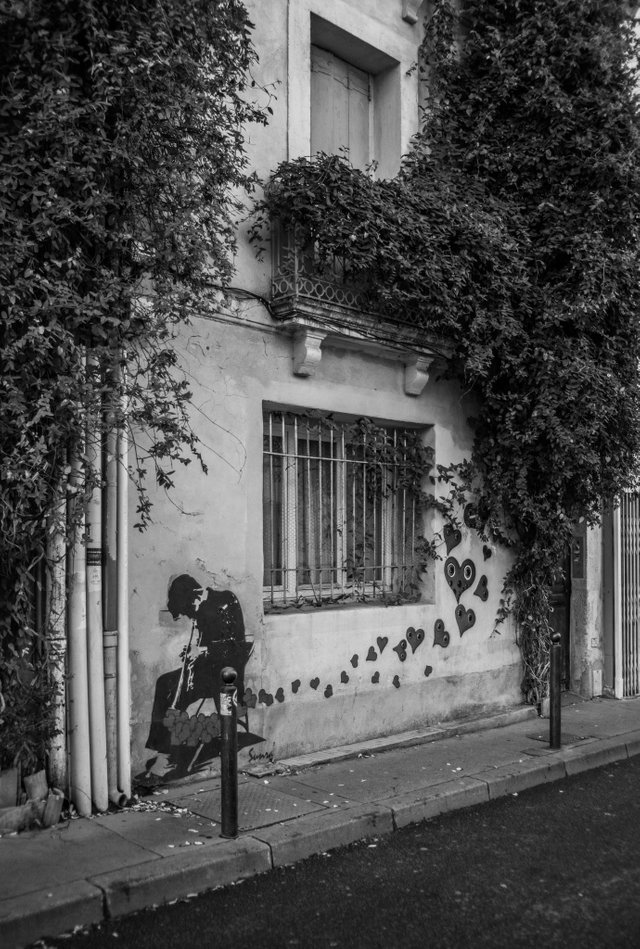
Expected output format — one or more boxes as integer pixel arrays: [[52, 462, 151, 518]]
[[2, 694, 640, 949]]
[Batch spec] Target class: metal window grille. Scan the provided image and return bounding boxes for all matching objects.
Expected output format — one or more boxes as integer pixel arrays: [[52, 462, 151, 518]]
[[263, 411, 423, 611], [619, 490, 640, 697]]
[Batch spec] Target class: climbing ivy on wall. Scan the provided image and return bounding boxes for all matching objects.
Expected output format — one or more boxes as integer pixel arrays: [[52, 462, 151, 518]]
[[0, 0, 267, 770], [252, 0, 640, 705]]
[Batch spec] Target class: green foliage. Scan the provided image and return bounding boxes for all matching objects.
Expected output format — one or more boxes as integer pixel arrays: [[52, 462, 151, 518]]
[[0, 0, 267, 769], [253, 0, 640, 704]]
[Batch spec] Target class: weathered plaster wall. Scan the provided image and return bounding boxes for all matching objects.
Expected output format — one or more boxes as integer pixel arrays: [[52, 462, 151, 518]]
[[128, 309, 521, 776]]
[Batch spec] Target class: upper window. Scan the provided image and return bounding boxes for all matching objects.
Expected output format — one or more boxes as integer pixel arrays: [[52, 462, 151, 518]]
[[263, 410, 428, 612], [311, 46, 372, 170]]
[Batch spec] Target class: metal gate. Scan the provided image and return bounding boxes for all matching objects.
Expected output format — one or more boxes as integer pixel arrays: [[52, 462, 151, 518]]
[[613, 492, 640, 697]]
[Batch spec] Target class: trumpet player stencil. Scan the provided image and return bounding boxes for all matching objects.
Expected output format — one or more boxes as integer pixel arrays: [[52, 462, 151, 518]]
[[141, 574, 260, 784]]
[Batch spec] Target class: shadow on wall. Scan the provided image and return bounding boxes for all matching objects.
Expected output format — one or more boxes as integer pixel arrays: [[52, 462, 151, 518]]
[[137, 574, 262, 787]]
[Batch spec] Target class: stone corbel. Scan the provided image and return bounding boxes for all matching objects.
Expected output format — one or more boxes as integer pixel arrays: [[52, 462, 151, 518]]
[[293, 328, 326, 377], [404, 355, 435, 396], [402, 1, 422, 24]]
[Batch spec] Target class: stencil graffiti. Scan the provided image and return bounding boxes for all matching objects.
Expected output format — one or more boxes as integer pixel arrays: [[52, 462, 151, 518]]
[[140, 575, 261, 785]]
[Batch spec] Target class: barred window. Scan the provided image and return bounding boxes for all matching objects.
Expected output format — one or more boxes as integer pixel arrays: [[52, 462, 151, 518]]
[[263, 411, 427, 611]]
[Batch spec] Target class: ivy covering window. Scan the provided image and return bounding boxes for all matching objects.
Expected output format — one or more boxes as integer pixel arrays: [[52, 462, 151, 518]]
[[263, 411, 429, 610]]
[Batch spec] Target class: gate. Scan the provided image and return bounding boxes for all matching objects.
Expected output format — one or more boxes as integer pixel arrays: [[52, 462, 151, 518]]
[[613, 492, 640, 697]]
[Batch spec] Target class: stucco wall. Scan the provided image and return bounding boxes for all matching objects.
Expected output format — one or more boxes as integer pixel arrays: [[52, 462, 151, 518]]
[[128, 307, 521, 776]]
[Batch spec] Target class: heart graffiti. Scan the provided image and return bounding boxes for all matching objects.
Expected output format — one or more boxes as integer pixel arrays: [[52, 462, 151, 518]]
[[443, 523, 462, 554], [433, 619, 451, 648], [393, 639, 408, 662], [455, 604, 476, 635], [406, 627, 425, 653], [444, 557, 476, 602]]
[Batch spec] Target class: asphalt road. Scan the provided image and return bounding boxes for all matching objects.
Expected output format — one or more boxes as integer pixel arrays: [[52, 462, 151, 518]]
[[39, 755, 640, 949]]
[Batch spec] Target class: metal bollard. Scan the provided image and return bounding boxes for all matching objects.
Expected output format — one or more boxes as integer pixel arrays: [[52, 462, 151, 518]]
[[549, 631, 562, 750], [220, 666, 238, 838]]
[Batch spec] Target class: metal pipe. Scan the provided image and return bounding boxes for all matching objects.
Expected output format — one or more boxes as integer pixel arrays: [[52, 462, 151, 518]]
[[85, 420, 109, 813], [220, 667, 238, 839], [549, 631, 562, 749], [116, 399, 132, 800], [67, 483, 93, 817]]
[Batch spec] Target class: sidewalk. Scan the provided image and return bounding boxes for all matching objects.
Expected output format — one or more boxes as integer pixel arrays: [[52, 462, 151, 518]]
[[2, 695, 640, 949]]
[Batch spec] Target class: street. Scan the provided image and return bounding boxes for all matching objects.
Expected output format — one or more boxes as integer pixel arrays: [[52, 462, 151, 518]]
[[39, 755, 640, 949]]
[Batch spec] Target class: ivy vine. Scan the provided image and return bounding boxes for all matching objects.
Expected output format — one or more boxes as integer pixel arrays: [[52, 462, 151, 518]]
[[0, 0, 268, 770], [252, 0, 640, 705]]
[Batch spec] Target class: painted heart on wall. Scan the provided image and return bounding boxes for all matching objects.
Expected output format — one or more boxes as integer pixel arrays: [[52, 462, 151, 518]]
[[275, 687, 285, 703], [455, 604, 476, 635], [340, 670, 349, 684], [324, 684, 333, 698], [350, 654, 359, 668], [259, 689, 274, 706], [433, 619, 451, 648], [291, 679, 301, 694], [424, 665, 433, 677], [406, 627, 425, 653], [474, 575, 489, 602], [443, 523, 462, 553], [392, 675, 401, 689], [377, 636, 388, 653], [366, 646, 377, 661], [444, 557, 476, 602], [243, 687, 257, 709], [371, 671, 380, 684], [393, 639, 407, 661], [310, 677, 320, 690]]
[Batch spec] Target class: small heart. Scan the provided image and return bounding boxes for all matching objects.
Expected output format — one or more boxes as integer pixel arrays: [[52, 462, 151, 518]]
[[350, 654, 359, 668], [393, 639, 407, 662], [243, 687, 257, 709], [406, 627, 425, 653], [310, 677, 320, 690], [366, 646, 377, 662], [324, 684, 333, 698], [275, 687, 285, 703], [424, 665, 433, 677], [291, 679, 301, 694], [434, 619, 451, 648], [455, 604, 476, 635], [474, 575, 489, 602], [371, 671, 380, 684], [259, 689, 274, 707], [443, 523, 462, 554], [444, 557, 476, 602], [377, 636, 388, 653], [392, 675, 401, 689], [483, 545, 492, 561], [340, 670, 349, 684]]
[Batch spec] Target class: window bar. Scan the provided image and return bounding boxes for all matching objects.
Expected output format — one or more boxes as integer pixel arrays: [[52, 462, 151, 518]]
[[362, 428, 367, 590], [329, 424, 335, 600], [401, 433, 408, 594], [268, 412, 275, 604], [351, 437, 357, 597], [317, 418, 323, 600], [284, 415, 298, 605], [339, 428, 347, 598]]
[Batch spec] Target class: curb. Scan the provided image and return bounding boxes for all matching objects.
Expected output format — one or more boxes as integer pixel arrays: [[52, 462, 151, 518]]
[[0, 881, 104, 949]]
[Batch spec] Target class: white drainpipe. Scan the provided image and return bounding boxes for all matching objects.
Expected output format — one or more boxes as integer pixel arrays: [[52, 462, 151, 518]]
[[103, 425, 127, 807], [116, 400, 132, 799], [85, 423, 109, 812], [67, 495, 93, 817]]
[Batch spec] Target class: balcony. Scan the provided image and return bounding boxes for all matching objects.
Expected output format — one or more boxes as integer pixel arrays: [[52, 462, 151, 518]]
[[270, 225, 447, 397]]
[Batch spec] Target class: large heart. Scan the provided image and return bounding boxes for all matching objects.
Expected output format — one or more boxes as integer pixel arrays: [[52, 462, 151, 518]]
[[455, 604, 476, 635], [433, 619, 450, 648], [444, 557, 476, 602], [443, 523, 462, 554], [406, 627, 425, 653], [377, 636, 388, 653]]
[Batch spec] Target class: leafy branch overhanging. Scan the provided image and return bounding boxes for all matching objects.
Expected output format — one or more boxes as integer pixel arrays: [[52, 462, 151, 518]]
[[0, 0, 268, 771], [252, 0, 640, 704]]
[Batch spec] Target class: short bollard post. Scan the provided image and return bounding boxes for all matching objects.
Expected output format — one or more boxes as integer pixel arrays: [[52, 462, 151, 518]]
[[220, 666, 238, 839], [549, 631, 562, 750]]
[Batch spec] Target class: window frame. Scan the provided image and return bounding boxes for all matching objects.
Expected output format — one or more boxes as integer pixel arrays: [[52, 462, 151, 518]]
[[262, 409, 428, 613]]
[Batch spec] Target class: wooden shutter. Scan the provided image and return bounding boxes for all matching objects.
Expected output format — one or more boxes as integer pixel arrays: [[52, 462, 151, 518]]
[[310, 45, 371, 169]]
